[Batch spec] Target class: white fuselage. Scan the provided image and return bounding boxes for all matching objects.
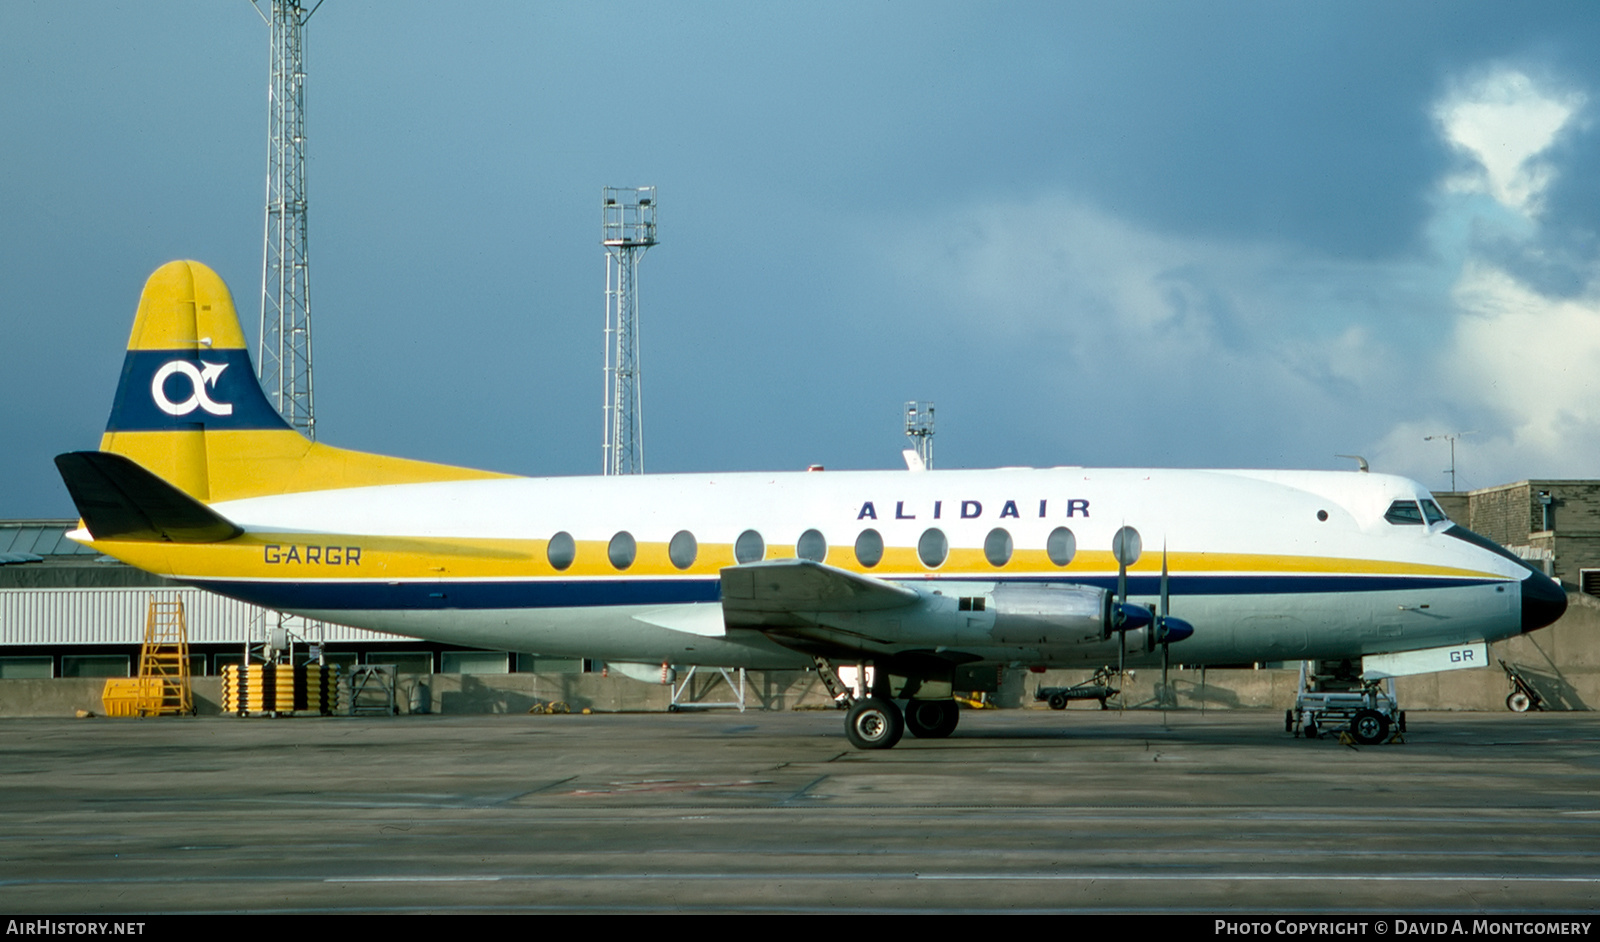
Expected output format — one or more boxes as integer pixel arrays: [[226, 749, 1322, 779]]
[[161, 466, 1545, 670]]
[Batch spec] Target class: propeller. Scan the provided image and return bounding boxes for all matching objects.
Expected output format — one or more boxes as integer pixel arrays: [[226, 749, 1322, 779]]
[[1110, 526, 1143, 687], [1144, 542, 1194, 708]]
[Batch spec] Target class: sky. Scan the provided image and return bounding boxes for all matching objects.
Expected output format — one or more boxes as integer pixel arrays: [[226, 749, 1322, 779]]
[[5, 2, 1600, 517]]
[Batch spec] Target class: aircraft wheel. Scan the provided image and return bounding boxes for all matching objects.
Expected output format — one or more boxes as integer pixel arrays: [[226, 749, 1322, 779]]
[[845, 697, 904, 750], [905, 699, 959, 739], [1507, 691, 1532, 713], [1048, 694, 1068, 710], [1351, 709, 1390, 745]]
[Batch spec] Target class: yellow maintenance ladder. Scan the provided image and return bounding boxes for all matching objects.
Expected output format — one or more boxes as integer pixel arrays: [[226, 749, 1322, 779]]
[[103, 595, 194, 717]]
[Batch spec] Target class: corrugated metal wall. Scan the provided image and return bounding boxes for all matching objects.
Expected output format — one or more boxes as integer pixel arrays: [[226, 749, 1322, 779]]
[[0, 587, 395, 645]]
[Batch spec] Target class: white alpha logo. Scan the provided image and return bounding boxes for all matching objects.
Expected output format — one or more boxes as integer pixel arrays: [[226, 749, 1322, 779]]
[[151, 360, 234, 417]]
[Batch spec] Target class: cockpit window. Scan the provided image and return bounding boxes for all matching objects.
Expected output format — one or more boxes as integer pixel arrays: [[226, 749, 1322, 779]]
[[1421, 499, 1449, 525], [1384, 500, 1424, 525]]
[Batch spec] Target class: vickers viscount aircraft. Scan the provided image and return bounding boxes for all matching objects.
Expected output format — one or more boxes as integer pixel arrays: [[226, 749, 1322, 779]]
[[55, 261, 1568, 748]]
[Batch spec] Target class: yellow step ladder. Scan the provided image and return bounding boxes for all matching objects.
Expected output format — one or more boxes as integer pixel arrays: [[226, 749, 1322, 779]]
[[103, 595, 194, 717]]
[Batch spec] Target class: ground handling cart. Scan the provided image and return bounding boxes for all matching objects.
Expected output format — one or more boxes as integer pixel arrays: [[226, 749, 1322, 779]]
[[1035, 666, 1121, 711], [1500, 658, 1545, 713], [1287, 659, 1404, 745]]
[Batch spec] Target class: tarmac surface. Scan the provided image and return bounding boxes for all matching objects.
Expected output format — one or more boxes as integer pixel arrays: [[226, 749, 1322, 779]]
[[2, 708, 1599, 914]]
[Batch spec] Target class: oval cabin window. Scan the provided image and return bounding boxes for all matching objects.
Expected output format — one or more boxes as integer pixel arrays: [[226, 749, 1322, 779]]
[[734, 529, 765, 564], [854, 529, 884, 568], [984, 528, 1013, 567], [547, 531, 576, 571], [608, 531, 637, 570], [796, 529, 827, 562], [1046, 527, 1076, 567], [668, 530, 698, 570]]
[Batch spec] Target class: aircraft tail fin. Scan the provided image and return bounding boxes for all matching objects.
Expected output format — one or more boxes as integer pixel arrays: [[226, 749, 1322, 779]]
[[88, 260, 510, 507]]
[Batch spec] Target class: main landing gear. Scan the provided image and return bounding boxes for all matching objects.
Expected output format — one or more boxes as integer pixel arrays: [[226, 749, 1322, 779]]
[[817, 658, 961, 750], [846, 698, 903, 749]]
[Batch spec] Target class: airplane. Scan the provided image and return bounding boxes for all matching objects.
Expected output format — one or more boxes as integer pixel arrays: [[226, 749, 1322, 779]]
[[54, 260, 1568, 748]]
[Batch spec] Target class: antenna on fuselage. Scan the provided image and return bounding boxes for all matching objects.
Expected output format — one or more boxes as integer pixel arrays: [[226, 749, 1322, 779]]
[[1335, 454, 1370, 473]]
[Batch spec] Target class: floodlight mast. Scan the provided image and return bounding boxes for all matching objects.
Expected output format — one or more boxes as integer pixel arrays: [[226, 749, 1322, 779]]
[[602, 187, 658, 476], [254, 0, 321, 439], [905, 401, 935, 470]]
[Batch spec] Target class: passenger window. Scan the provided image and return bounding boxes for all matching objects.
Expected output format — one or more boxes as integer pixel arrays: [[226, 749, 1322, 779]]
[[796, 529, 827, 562], [547, 531, 576, 571], [1046, 526, 1076, 566], [735, 529, 765, 564], [1421, 500, 1448, 525], [608, 531, 636, 570], [854, 529, 884, 568], [1385, 501, 1424, 525], [983, 528, 1013, 567], [668, 530, 697, 570], [918, 528, 948, 568]]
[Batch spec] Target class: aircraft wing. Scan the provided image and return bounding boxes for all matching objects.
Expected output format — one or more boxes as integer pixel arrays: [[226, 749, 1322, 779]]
[[720, 558, 918, 626]]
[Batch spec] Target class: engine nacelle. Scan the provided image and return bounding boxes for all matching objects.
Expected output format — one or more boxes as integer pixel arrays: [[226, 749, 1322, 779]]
[[989, 583, 1111, 645]]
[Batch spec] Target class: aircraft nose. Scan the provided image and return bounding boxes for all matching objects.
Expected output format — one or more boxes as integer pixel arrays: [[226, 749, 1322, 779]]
[[1521, 569, 1567, 633]]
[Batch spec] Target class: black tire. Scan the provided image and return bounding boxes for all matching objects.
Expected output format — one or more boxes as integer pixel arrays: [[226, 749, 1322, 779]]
[[845, 697, 904, 750], [1351, 709, 1390, 745], [1507, 691, 1532, 713], [905, 699, 960, 739], [1285, 709, 1295, 733], [1303, 720, 1318, 739], [1048, 693, 1068, 710]]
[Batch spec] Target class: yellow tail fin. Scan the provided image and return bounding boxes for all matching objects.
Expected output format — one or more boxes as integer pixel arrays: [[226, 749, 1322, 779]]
[[97, 261, 509, 504]]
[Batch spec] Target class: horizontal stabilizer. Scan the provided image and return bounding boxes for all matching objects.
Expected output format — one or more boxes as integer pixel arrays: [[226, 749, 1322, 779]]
[[720, 559, 919, 616], [54, 451, 242, 543]]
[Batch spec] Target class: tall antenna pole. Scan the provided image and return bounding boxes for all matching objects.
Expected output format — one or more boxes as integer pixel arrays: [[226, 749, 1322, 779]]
[[255, 0, 320, 438], [602, 186, 657, 475], [1424, 432, 1474, 491]]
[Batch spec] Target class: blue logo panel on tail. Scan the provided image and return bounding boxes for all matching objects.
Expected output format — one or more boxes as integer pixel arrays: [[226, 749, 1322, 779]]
[[107, 349, 292, 432]]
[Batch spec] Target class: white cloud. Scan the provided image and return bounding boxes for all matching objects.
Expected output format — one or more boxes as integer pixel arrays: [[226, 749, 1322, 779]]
[[880, 67, 1599, 491], [1434, 68, 1584, 218]]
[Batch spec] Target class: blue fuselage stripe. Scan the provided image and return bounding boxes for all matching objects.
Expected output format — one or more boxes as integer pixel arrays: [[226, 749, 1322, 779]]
[[185, 573, 1502, 612]]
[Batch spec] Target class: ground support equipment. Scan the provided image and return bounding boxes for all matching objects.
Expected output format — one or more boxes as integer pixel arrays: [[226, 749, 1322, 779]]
[[1288, 660, 1404, 745], [1035, 666, 1121, 710]]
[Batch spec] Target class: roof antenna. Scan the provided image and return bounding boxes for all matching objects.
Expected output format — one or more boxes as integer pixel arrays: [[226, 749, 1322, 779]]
[[1335, 454, 1370, 473]]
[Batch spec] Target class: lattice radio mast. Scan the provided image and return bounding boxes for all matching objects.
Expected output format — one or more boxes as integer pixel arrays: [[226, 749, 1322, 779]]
[[254, 0, 321, 438], [602, 186, 658, 475]]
